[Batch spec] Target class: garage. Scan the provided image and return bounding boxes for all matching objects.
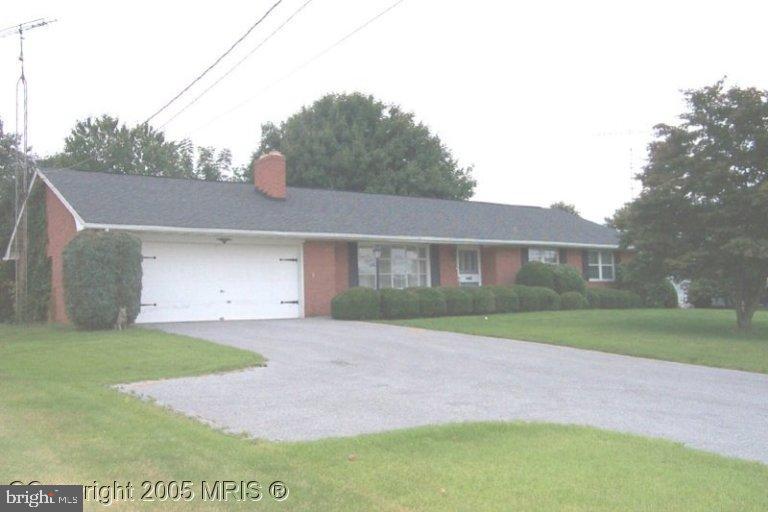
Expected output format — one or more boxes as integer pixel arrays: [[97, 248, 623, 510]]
[[136, 239, 302, 323]]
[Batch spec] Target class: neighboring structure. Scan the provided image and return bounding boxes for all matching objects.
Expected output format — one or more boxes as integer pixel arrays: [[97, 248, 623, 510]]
[[3, 152, 629, 323]]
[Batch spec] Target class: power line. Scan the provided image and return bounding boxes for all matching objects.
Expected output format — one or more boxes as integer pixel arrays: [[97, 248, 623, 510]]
[[158, 0, 315, 129], [142, 0, 284, 125], [187, 0, 406, 136]]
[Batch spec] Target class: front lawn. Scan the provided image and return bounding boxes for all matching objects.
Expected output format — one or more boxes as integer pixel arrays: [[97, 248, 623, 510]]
[[390, 309, 768, 374], [1, 324, 767, 510]]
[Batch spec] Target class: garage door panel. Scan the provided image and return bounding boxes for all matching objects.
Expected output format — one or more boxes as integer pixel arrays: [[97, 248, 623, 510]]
[[136, 241, 301, 323]]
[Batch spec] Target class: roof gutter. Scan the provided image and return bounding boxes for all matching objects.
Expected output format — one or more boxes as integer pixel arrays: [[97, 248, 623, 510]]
[[82, 222, 622, 250]]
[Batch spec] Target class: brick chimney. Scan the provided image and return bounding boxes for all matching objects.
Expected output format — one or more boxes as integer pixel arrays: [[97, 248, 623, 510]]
[[253, 151, 286, 199]]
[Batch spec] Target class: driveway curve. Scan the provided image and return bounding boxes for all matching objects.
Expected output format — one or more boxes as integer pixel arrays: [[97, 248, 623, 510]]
[[121, 318, 768, 463]]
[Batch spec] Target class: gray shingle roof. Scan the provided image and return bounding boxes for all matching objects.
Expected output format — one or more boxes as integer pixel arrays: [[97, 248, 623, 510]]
[[41, 168, 619, 247]]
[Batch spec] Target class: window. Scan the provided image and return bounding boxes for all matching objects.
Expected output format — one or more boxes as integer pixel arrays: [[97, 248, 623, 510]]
[[457, 247, 481, 287], [358, 244, 429, 289], [528, 247, 559, 264], [587, 251, 615, 281]]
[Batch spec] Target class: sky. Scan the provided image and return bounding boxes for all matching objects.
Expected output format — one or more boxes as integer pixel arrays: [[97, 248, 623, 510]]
[[2, 0, 768, 223]]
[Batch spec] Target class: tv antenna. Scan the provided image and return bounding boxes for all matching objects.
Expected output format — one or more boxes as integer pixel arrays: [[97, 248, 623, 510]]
[[1, 17, 57, 321]]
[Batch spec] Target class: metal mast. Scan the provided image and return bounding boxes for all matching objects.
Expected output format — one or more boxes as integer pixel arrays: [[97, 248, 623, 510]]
[[1, 17, 57, 320]]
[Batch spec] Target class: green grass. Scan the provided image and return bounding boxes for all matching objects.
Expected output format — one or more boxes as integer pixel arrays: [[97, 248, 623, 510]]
[[1, 324, 767, 511], [390, 309, 768, 374]]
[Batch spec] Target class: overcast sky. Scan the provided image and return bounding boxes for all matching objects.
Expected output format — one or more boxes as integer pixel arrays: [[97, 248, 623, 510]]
[[2, 1, 767, 222]]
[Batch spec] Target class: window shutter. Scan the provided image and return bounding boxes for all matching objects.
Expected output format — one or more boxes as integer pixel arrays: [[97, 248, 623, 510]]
[[348, 242, 358, 287], [615, 252, 621, 265], [559, 248, 568, 264], [521, 247, 529, 265], [582, 250, 590, 279], [429, 245, 441, 287]]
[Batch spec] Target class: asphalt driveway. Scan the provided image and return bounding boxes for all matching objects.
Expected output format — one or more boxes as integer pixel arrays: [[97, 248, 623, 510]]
[[121, 318, 768, 463]]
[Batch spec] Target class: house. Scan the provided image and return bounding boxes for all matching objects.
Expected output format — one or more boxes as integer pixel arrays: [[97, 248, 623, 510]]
[[4, 152, 628, 323]]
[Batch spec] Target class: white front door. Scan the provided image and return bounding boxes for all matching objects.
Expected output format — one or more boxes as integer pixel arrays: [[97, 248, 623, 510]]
[[457, 247, 481, 287], [136, 240, 302, 323]]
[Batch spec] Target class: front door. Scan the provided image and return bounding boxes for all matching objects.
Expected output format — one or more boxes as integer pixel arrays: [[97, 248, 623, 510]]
[[457, 247, 481, 287]]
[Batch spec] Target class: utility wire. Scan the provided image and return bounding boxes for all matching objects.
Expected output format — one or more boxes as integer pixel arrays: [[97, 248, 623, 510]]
[[187, 0, 405, 136], [158, 0, 315, 129], [142, 0, 284, 125]]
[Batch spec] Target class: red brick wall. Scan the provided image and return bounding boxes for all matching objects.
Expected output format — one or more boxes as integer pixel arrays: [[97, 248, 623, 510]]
[[438, 245, 458, 286], [565, 249, 583, 275], [46, 186, 78, 323], [480, 247, 522, 285], [303, 240, 349, 316]]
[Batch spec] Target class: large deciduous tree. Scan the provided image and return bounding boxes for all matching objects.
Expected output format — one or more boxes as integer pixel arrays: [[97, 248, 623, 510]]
[[617, 81, 768, 330], [43, 115, 236, 181], [253, 93, 476, 200]]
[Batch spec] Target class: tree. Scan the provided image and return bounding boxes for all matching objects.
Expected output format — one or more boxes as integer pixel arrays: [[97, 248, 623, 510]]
[[43, 115, 235, 182], [616, 80, 768, 330], [0, 121, 22, 321], [550, 201, 579, 215], [253, 93, 475, 199]]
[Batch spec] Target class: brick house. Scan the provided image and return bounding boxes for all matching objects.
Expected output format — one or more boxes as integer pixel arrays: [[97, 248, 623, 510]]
[[4, 152, 628, 323]]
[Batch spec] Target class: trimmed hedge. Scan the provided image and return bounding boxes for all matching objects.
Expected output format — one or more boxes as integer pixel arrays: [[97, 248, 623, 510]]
[[63, 231, 143, 330], [407, 287, 447, 317], [486, 286, 520, 313], [552, 264, 587, 294], [560, 291, 589, 310], [515, 262, 555, 289], [515, 261, 587, 295], [440, 287, 474, 316], [465, 287, 497, 314], [380, 288, 420, 319], [586, 288, 643, 309], [512, 285, 560, 311], [331, 287, 381, 320]]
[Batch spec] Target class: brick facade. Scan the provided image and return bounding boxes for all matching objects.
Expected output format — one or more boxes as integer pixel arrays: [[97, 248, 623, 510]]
[[480, 246, 523, 286], [46, 186, 78, 323], [437, 245, 458, 286], [302, 240, 350, 316]]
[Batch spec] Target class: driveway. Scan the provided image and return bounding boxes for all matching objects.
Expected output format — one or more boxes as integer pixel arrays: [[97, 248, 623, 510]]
[[121, 319, 768, 463]]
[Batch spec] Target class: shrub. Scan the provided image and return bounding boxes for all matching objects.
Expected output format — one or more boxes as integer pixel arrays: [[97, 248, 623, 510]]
[[465, 287, 496, 314], [486, 286, 520, 313], [331, 287, 381, 320], [537, 287, 561, 310], [552, 264, 587, 294], [686, 279, 723, 309], [407, 287, 447, 317], [515, 262, 556, 289], [379, 288, 420, 319], [0, 261, 14, 323], [586, 288, 643, 309], [616, 259, 678, 308], [63, 231, 143, 330], [512, 285, 560, 311], [560, 291, 589, 310], [440, 287, 474, 316]]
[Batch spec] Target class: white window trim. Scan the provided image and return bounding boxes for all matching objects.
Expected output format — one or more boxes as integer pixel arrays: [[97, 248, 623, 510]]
[[456, 246, 482, 287], [528, 247, 560, 265], [588, 250, 616, 282], [357, 243, 431, 289]]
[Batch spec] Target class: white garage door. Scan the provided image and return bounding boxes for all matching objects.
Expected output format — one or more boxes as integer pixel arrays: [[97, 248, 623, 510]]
[[136, 240, 301, 323]]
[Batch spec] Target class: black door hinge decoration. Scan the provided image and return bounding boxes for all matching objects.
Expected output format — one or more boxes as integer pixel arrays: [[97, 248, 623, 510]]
[[279, 258, 298, 262], [281, 300, 299, 304]]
